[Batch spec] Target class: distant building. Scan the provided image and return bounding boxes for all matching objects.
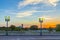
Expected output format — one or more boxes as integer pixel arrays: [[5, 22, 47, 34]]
[[18, 24, 23, 28], [19, 26, 23, 28]]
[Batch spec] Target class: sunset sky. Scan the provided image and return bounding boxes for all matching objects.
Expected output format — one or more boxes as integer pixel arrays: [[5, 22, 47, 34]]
[[0, 0, 60, 28]]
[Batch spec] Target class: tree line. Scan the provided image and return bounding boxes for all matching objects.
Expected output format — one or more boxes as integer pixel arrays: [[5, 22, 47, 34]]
[[0, 24, 60, 32]]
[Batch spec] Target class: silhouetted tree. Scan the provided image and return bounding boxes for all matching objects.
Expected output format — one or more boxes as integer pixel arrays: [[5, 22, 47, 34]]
[[10, 25, 16, 31], [14, 27, 21, 31], [0, 26, 5, 31], [23, 27, 29, 31], [2, 26, 6, 30], [48, 26, 53, 32], [55, 24, 60, 31], [30, 25, 38, 30]]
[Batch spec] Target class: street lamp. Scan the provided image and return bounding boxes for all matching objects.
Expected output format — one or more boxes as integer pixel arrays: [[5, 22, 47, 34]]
[[39, 17, 44, 36], [5, 16, 10, 36]]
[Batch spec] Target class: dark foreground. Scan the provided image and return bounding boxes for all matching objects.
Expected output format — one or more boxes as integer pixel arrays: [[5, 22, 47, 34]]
[[0, 35, 60, 40]]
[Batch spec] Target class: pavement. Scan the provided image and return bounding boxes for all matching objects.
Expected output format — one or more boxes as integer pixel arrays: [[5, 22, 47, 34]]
[[0, 31, 60, 40], [0, 35, 60, 40]]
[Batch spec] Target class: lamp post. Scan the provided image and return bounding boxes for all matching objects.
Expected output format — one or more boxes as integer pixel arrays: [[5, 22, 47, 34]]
[[39, 18, 44, 36], [5, 16, 10, 36]]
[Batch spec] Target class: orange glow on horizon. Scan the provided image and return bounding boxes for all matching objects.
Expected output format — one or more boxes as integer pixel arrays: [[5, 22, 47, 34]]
[[0, 19, 60, 28]]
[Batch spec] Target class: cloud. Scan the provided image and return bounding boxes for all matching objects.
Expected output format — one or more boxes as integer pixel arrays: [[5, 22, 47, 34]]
[[18, 0, 59, 9], [16, 10, 55, 18], [18, 0, 42, 8], [16, 10, 39, 18], [39, 16, 53, 20], [48, 0, 59, 6], [16, 11, 33, 18]]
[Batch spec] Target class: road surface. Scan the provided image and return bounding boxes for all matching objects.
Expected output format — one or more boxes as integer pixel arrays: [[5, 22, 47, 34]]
[[0, 35, 60, 40]]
